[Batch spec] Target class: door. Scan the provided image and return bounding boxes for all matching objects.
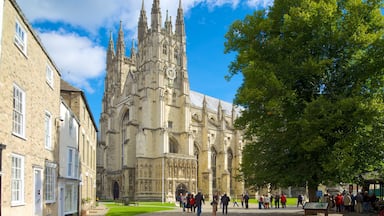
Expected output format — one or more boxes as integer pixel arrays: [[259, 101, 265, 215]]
[[34, 168, 42, 216]]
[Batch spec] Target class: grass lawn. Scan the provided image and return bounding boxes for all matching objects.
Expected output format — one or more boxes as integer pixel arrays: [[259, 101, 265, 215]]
[[104, 202, 177, 216], [248, 197, 298, 206]]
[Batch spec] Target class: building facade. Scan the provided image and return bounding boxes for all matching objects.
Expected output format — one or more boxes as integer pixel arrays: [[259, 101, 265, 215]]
[[0, 1, 61, 215], [61, 80, 98, 212], [97, 0, 244, 202], [58, 101, 80, 216]]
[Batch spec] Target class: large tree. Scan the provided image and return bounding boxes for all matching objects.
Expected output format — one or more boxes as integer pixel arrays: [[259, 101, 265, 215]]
[[224, 0, 384, 200]]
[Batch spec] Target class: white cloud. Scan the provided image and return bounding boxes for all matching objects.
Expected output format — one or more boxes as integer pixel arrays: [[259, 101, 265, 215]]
[[38, 30, 106, 93], [15, 0, 271, 94], [245, 0, 274, 9]]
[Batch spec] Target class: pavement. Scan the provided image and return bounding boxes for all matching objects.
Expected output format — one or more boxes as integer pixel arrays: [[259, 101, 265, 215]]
[[86, 202, 378, 216]]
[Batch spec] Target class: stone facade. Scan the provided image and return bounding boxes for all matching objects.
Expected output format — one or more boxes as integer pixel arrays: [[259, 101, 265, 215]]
[[0, 0, 61, 215], [97, 0, 244, 202]]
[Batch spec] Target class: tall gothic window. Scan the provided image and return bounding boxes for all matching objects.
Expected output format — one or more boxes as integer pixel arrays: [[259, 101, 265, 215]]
[[121, 110, 129, 166], [211, 147, 217, 190], [227, 149, 233, 192]]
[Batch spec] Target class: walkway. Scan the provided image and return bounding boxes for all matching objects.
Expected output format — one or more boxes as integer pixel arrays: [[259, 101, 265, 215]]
[[88, 202, 378, 216]]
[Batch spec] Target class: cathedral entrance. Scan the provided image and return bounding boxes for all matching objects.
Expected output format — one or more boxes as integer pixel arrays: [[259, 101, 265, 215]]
[[175, 183, 188, 198], [113, 181, 119, 200]]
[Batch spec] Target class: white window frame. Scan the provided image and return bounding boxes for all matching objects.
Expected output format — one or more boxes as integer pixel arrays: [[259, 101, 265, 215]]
[[67, 148, 79, 179], [14, 19, 27, 54], [11, 154, 25, 206], [12, 84, 25, 138], [46, 64, 54, 88], [64, 183, 78, 214], [45, 111, 52, 150], [45, 162, 56, 203]]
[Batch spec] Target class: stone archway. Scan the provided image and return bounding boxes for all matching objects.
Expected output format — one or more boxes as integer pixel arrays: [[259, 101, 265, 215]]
[[113, 181, 119, 200], [175, 183, 188, 199]]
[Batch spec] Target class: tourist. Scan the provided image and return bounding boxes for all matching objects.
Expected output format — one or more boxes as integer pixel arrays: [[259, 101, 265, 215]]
[[264, 194, 270, 209], [212, 192, 219, 216], [355, 192, 363, 213], [343, 193, 352, 212], [258, 194, 264, 209], [281, 193, 287, 208], [244, 193, 250, 209], [221, 193, 230, 214], [195, 191, 205, 216], [190, 194, 196, 212], [297, 194, 304, 208], [335, 193, 343, 212], [274, 193, 280, 208]]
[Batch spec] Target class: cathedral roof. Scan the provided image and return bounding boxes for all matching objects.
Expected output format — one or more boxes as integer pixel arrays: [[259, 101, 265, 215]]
[[190, 91, 241, 117]]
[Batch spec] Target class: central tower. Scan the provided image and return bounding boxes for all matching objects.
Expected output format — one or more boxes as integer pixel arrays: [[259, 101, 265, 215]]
[[98, 0, 197, 201]]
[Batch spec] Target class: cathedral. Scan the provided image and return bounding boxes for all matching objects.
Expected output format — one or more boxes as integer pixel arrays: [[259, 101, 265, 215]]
[[97, 0, 245, 201]]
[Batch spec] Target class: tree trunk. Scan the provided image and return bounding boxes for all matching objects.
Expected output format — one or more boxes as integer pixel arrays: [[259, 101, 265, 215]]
[[307, 184, 318, 202]]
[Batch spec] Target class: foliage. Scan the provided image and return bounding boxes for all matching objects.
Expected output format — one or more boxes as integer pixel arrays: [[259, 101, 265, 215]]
[[224, 0, 384, 200], [105, 202, 176, 216]]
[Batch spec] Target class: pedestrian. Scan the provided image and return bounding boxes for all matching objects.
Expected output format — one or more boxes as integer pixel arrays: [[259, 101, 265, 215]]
[[195, 191, 205, 216], [241, 194, 244, 208], [356, 192, 363, 213], [221, 193, 230, 214], [264, 194, 270, 209], [181, 193, 187, 212], [233, 198, 239, 207], [335, 193, 343, 212], [244, 193, 250, 209], [274, 193, 280, 208], [344, 193, 352, 212], [211, 192, 219, 216], [281, 193, 287, 208], [190, 194, 196, 213], [258, 194, 264, 209], [297, 194, 304, 208]]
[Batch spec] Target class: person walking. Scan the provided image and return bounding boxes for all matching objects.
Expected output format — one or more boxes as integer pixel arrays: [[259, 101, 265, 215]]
[[195, 191, 205, 216], [221, 193, 230, 215], [244, 193, 250, 209], [212, 192, 219, 216], [297, 194, 304, 208]]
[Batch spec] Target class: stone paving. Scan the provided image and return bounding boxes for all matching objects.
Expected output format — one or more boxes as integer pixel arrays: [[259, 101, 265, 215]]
[[88, 202, 378, 216]]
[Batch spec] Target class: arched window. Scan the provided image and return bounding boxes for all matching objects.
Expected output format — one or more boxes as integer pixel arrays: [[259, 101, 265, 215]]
[[169, 138, 178, 153]]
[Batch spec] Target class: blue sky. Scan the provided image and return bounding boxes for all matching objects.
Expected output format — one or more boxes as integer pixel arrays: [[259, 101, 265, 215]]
[[16, 0, 273, 127]]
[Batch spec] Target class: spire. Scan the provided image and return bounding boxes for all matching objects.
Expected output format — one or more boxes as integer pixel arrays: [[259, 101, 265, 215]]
[[165, 10, 172, 34], [175, 0, 185, 37], [151, 0, 162, 32], [108, 31, 115, 55], [218, 100, 223, 120], [117, 21, 125, 57], [138, 0, 148, 42], [130, 39, 136, 61]]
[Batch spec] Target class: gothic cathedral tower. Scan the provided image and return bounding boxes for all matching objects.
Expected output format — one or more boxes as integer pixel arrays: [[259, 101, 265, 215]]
[[98, 0, 197, 201]]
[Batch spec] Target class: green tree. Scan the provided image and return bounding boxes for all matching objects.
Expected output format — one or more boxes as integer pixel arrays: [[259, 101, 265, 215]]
[[225, 0, 384, 201]]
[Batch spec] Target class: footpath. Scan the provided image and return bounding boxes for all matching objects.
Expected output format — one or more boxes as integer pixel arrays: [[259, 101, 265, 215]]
[[87, 202, 378, 216]]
